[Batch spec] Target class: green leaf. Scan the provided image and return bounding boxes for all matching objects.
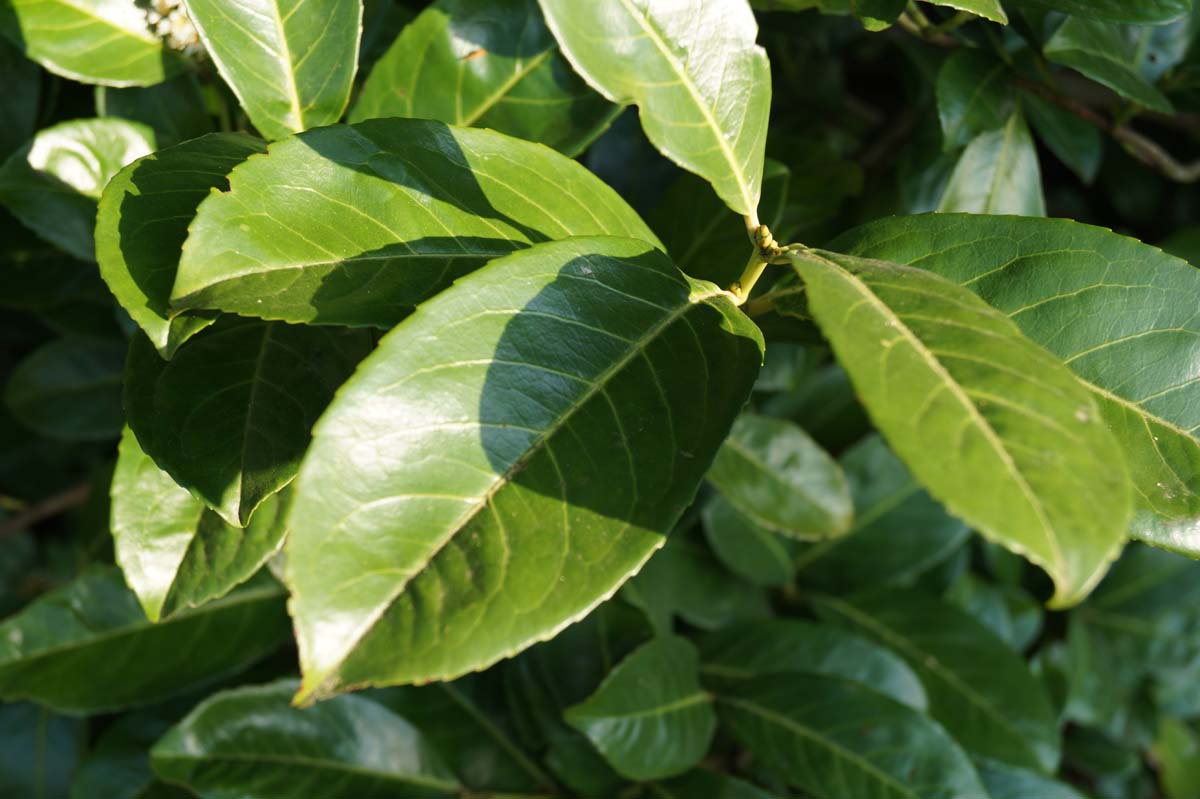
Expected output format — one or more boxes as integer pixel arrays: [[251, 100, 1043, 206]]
[[1021, 90, 1103, 184], [351, 0, 617, 156], [0, 703, 83, 799], [814, 590, 1061, 772], [565, 636, 715, 781], [95, 73, 215, 147], [172, 118, 661, 328], [0, 118, 155, 261], [0, 38, 39, 161], [947, 574, 1044, 652], [1008, 0, 1192, 24], [789, 247, 1131, 605], [702, 495, 800, 588], [286, 236, 763, 701], [151, 680, 461, 798], [793, 435, 971, 592], [977, 758, 1090, 799], [4, 337, 125, 442], [182, 0, 361, 140], [68, 714, 184, 799], [111, 427, 291, 621], [655, 770, 782, 799], [706, 413, 853, 539], [96, 132, 266, 358], [937, 49, 1014, 150], [0, 0, 182, 86], [830, 214, 1200, 556], [716, 674, 989, 799], [649, 159, 791, 288], [1155, 718, 1200, 799], [537, 0, 771, 219], [927, 0, 1008, 22], [0, 568, 290, 714], [699, 619, 929, 710], [125, 317, 371, 526], [937, 110, 1045, 216], [1044, 16, 1175, 113]]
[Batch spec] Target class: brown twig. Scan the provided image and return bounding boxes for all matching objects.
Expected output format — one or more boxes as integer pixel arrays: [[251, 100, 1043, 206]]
[[0, 483, 91, 540]]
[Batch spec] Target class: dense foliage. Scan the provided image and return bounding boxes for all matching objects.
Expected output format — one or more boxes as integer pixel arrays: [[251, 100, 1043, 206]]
[[2, 0, 1200, 797]]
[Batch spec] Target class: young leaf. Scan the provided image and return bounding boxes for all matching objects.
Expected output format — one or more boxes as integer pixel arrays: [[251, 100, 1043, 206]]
[[814, 590, 1061, 772], [789, 248, 1131, 606], [4, 337, 125, 442], [0, 0, 182, 86], [151, 680, 461, 798], [1044, 17, 1174, 113], [172, 118, 661, 328], [565, 636, 716, 781], [938, 110, 1045, 216], [831, 214, 1200, 556], [936, 49, 1014, 150], [351, 0, 617, 156], [0, 568, 290, 714], [1007, 0, 1192, 23], [286, 236, 763, 701], [706, 413, 853, 539], [124, 318, 371, 527], [717, 674, 989, 799], [537, 0, 771, 220], [702, 495, 801, 588], [793, 435, 971, 592], [181, 0, 362, 139], [96, 132, 266, 358], [0, 703, 83, 799], [699, 619, 929, 710], [111, 427, 290, 622], [0, 118, 155, 261]]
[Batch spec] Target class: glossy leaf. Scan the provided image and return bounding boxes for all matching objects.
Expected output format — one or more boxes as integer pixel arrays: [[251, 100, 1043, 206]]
[[699, 619, 928, 710], [125, 317, 371, 526], [537, 0, 771, 219], [831, 214, 1200, 555], [1010, 0, 1192, 24], [938, 111, 1045, 216], [814, 590, 1061, 772], [4, 337, 125, 442], [182, 0, 361, 140], [706, 413, 853, 539], [95, 73, 215, 147], [0, 702, 83, 799], [702, 495, 800, 588], [0, 568, 290, 714], [111, 427, 291, 621], [0, 0, 182, 86], [1021, 91, 1103, 184], [0, 38, 39, 161], [977, 758, 1090, 799], [655, 770, 782, 799], [929, 0, 1007, 22], [790, 247, 1130, 605], [152, 680, 461, 798], [717, 674, 988, 799], [286, 236, 764, 701], [172, 118, 661, 328], [96, 132, 266, 358], [0, 118, 155, 261], [937, 49, 1014, 150], [565, 636, 715, 781], [793, 435, 971, 592], [351, 0, 617, 156], [1044, 16, 1174, 113]]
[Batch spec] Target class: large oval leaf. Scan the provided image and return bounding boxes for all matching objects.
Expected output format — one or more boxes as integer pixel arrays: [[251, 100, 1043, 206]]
[[182, 0, 361, 140], [111, 427, 291, 622], [0, 568, 289, 714], [1044, 16, 1174, 114], [151, 680, 460, 798], [4, 337, 125, 442], [124, 317, 372, 526], [565, 636, 715, 781], [537, 0, 770, 219], [0, 0, 182, 86], [717, 674, 989, 799], [96, 132, 266, 358], [171, 118, 661, 328], [287, 236, 763, 701], [789, 248, 1131, 606], [831, 214, 1200, 555], [814, 590, 1061, 772], [351, 0, 617, 156], [0, 118, 155, 261]]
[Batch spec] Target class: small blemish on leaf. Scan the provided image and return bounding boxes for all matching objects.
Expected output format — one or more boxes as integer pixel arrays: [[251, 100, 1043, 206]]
[[1075, 407, 1090, 423], [463, 48, 486, 61]]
